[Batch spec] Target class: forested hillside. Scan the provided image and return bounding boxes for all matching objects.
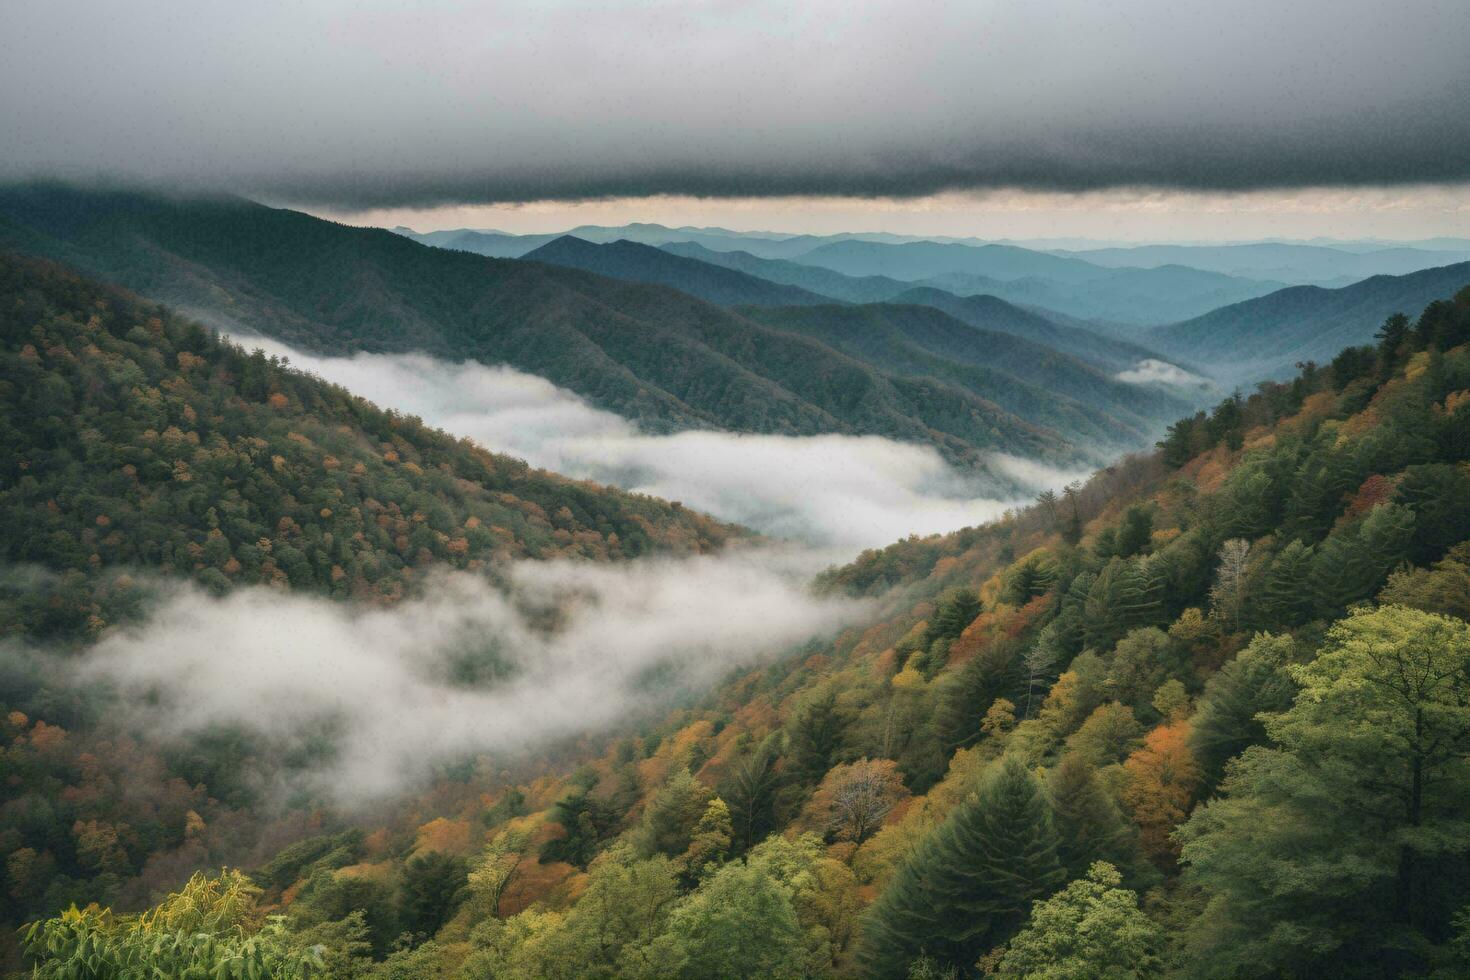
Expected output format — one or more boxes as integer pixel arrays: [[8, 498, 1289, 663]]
[[0, 184, 1179, 465], [522, 236, 830, 307], [660, 240, 920, 303], [0, 252, 737, 636], [1150, 261, 1470, 384], [741, 303, 1189, 448], [657, 243, 1171, 374], [14, 272, 1469, 977], [784, 241, 1282, 325]]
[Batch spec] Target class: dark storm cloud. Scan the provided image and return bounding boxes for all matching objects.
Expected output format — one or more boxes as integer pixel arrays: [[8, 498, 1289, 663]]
[[3, 0, 1468, 208]]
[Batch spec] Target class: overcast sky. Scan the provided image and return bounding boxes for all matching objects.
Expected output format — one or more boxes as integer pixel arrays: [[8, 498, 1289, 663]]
[[4, 0, 1469, 237]]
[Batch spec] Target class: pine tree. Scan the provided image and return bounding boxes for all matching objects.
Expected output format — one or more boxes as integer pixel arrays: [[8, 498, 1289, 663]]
[[859, 756, 1065, 977], [1252, 539, 1315, 629], [936, 639, 1023, 751], [786, 690, 851, 784], [1187, 633, 1298, 794], [1115, 505, 1155, 559], [929, 588, 982, 641], [1309, 503, 1415, 616], [1085, 558, 1164, 651], [719, 743, 782, 853], [1047, 753, 1150, 888]]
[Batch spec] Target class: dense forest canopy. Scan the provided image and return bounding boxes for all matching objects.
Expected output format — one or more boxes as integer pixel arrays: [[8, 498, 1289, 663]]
[[0, 252, 736, 638], [3, 247, 1470, 978]]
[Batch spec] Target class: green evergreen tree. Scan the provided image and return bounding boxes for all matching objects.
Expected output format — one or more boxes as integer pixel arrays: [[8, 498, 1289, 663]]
[[637, 769, 713, 859], [1187, 633, 1298, 795], [936, 639, 1023, 751], [859, 756, 1065, 977], [1085, 558, 1165, 651], [1308, 503, 1415, 617], [1251, 539, 1315, 629], [399, 851, 468, 942], [786, 690, 852, 784], [719, 743, 782, 853], [1177, 608, 1470, 977], [1047, 753, 1150, 887], [1115, 505, 1156, 559]]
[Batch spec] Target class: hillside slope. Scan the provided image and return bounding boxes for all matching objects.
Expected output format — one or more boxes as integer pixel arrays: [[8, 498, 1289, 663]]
[[661, 242, 1173, 372], [397, 227, 557, 258], [1058, 241, 1470, 283], [521, 236, 830, 307], [11, 269, 1470, 979], [779, 239, 1283, 326], [0, 185, 1089, 465], [661, 240, 919, 303], [1149, 260, 1470, 383], [741, 303, 1191, 447], [0, 252, 738, 621], [885, 287, 1172, 374], [793, 239, 1112, 284]]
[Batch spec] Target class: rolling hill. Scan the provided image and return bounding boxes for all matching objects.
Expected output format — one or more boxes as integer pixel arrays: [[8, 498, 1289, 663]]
[[660, 239, 921, 302], [791, 239, 1111, 284], [739, 303, 1191, 447], [884, 288, 1175, 374], [0, 184, 1174, 467], [520, 236, 830, 307], [0, 252, 739, 612], [396, 227, 558, 258], [1148, 261, 1470, 383], [1057, 241, 1470, 284], [781, 240, 1284, 325], [659, 242, 1185, 370]]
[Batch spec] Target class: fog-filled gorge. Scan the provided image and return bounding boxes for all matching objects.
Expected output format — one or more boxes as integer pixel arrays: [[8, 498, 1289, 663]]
[[12, 337, 1090, 804], [236, 335, 1091, 551], [6, 1, 1470, 972], [59, 548, 863, 803]]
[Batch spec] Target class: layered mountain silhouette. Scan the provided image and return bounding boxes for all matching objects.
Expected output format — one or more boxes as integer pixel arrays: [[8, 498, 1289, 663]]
[[0, 185, 1193, 468], [522, 236, 830, 307], [1053, 241, 1470, 284], [1149, 261, 1470, 383]]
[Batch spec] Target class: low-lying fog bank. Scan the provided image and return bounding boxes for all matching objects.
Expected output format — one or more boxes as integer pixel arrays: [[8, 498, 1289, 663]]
[[236, 337, 1090, 552]]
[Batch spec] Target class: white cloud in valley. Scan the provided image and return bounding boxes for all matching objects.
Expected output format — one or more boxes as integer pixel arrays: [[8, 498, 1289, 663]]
[[1115, 358, 1215, 389], [236, 336, 1086, 551], [77, 548, 862, 803], [10, 339, 1089, 804]]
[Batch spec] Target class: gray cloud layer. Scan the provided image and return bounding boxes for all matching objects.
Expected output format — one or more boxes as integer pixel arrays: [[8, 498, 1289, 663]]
[[3, 1, 1467, 207]]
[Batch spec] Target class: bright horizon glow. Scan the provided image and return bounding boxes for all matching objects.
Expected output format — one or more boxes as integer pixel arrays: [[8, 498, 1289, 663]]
[[312, 184, 1470, 244]]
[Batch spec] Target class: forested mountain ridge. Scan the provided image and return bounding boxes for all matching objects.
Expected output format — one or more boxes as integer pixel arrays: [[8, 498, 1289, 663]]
[[521, 236, 832, 307], [660, 240, 921, 303], [1149, 260, 1470, 384], [0, 251, 738, 637], [658, 241, 1176, 373], [0, 184, 1140, 465], [15, 276, 1470, 977], [882, 288, 1175, 375], [740, 303, 1191, 448], [1056, 241, 1470, 284], [783, 240, 1285, 325]]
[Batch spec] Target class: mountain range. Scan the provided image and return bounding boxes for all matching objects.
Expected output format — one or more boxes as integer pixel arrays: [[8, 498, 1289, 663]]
[[521, 237, 1172, 375], [520, 236, 830, 308], [1148, 261, 1470, 382], [404, 222, 1470, 328], [0, 185, 1193, 470], [1055, 241, 1470, 284]]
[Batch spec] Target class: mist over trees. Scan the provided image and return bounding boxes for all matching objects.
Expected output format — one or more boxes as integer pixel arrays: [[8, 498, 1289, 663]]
[[5, 246, 1470, 978]]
